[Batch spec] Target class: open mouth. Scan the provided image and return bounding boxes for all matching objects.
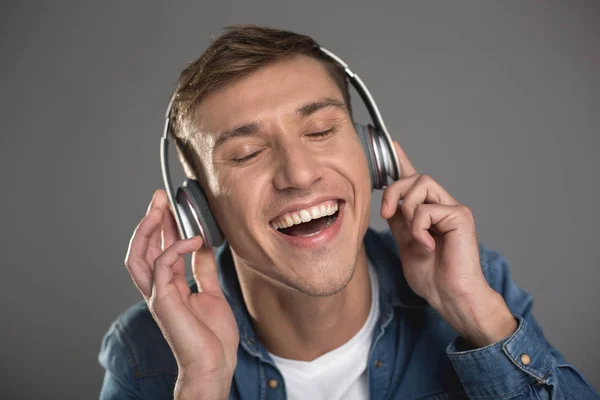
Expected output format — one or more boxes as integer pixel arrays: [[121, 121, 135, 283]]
[[270, 200, 341, 237]]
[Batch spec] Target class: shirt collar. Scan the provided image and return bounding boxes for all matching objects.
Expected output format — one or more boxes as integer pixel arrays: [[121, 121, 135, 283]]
[[362, 228, 428, 309]]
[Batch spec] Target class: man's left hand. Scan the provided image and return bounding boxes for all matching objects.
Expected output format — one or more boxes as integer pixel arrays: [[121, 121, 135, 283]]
[[381, 141, 517, 348]]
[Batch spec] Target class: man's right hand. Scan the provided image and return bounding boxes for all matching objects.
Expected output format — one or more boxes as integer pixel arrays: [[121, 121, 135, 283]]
[[124, 189, 239, 400]]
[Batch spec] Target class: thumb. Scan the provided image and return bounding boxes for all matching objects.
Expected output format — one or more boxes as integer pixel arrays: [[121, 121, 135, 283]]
[[191, 245, 223, 297], [387, 206, 413, 247]]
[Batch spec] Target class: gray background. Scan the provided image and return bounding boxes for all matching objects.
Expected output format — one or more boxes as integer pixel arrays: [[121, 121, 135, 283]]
[[1, 1, 598, 398]]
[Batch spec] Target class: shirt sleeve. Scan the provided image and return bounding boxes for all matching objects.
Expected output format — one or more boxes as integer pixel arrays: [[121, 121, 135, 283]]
[[98, 320, 144, 400], [445, 245, 600, 399]]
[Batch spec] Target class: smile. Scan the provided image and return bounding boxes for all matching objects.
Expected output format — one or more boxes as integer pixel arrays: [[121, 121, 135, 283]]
[[269, 199, 344, 245]]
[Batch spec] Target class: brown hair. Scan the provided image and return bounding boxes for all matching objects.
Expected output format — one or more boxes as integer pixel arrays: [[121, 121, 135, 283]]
[[169, 24, 352, 180]]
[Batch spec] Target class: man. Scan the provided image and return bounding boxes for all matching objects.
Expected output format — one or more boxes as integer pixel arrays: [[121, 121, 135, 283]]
[[99, 25, 598, 399]]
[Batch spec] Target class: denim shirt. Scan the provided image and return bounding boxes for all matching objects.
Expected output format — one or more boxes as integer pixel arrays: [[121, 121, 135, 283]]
[[99, 228, 599, 399]]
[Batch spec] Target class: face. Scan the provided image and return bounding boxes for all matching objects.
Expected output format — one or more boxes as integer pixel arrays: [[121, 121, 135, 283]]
[[191, 54, 372, 296]]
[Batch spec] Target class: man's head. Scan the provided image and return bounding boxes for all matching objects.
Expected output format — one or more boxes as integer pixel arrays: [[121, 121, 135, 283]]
[[171, 25, 372, 297]]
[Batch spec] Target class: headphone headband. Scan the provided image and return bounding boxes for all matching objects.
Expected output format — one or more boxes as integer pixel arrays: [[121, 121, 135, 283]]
[[318, 47, 400, 185]]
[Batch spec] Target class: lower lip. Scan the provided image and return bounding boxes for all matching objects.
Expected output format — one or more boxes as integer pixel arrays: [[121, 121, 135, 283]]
[[271, 201, 345, 249]]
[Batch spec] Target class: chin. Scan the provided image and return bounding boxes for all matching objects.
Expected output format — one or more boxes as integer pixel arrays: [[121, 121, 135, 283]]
[[281, 259, 357, 297]]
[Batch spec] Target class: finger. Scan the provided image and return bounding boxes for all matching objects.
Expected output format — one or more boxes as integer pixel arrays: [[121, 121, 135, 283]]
[[172, 270, 193, 300], [148, 256, 217, 367], [400, 174, 459, 223], [393, 141, 418, 178], [386, 207, 414, 247], [161, 198, 179, 251], [146, 189, 160, 214], [191, 245, 223, 297], [145, 191, 171, 266], [146, 212, 164, 267], [144, 189, 167, 274], [155, 190, 192, 295], [162, 209, 187, 277], [152, 189, 170, 213], [381, 174, 459, 221], [411, 204, 475, 251], [147, 283, 218, 369], [152, 236, 204, 301], [380, 174, 420, 219], [160, 195, 185, 276], [124, 207, 164, 298]]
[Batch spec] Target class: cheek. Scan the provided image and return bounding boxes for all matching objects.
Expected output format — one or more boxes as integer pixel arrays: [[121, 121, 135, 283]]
[[342, 137, 372, 212], [208, 172, 269, 239], [338, 136, 372, 184]]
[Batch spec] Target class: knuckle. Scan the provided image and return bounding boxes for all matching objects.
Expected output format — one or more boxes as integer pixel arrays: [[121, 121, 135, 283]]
[[457, 205, 473, 219], [400, 200, 412, 216], [413, 203, 430, 220], [387, 180, 400, 190], [167, 239, 181, 251], [458, 204, 471, 215], [418, 174, 432, 184]]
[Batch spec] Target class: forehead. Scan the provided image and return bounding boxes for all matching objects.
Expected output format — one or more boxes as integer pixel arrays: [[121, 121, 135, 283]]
[[194, 54, 344, 135]]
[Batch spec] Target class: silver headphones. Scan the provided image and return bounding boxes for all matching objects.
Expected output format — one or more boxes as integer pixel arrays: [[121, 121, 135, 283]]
[[160, 46, 400, 247]]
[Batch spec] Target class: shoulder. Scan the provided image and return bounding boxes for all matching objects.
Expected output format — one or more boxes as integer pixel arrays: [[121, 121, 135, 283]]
[[99, 300, 178, 379]]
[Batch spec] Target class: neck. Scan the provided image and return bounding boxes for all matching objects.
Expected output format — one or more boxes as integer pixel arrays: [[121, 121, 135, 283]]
[[233, 245, 372, 361]]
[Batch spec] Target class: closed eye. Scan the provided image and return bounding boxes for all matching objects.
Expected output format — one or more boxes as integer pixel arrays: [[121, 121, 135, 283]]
[[231, 126, 337, 164], [231, 150, 263, 164], [307, 127, 337, 138]]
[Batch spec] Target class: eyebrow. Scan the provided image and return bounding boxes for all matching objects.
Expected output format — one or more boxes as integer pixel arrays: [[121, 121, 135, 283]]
[[295, 97, 346, 117], [214, 97, 347, 149], [214, 122, 261, 148]]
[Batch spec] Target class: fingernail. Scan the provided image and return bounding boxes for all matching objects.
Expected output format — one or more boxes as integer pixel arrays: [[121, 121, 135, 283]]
[[186, 236, 202, 243], [150, 206, 163, 216]]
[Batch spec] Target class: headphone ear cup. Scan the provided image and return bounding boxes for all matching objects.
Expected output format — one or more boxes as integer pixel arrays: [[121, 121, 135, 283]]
[[354, 123, 378, 190], [175, 179, 224, 247]]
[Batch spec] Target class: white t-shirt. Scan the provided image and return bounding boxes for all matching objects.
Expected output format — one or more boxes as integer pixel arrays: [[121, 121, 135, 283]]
[[269, 262, 380, 400]]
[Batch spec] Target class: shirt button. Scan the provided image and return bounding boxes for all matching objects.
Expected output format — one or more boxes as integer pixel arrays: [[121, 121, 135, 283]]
[[374, 360, 383, 368], [268, 379, 278, 389], [520, 353, 531, 365]]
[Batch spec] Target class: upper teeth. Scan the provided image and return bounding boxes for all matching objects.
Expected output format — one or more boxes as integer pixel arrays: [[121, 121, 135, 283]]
[[271, 200, 339, 230]]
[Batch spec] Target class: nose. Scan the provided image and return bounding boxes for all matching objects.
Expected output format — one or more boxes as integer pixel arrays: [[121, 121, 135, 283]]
[[272, 138, 323, 191]]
